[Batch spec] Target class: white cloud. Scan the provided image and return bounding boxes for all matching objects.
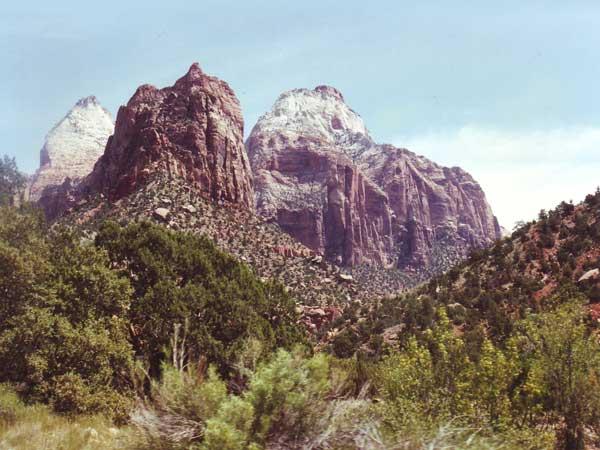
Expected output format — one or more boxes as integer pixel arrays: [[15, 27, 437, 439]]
[[396, 126, 600, 229]]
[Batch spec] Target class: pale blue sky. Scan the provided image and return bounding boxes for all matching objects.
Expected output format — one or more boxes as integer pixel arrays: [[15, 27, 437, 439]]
[[2, 0, 600, 226]]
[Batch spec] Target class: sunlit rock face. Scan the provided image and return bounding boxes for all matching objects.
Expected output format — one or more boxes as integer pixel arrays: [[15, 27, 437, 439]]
[[247, 86, 500, 270], [39, 63, 255, 220], [29, 96, 113, 201], [86, 63, 254, 209]]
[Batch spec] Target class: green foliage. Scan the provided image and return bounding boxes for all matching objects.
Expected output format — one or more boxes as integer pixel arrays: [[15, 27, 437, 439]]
[[1, 167, 599, 449], [0, 383, 138, 450], [0, 155, 26, 206], [246, 348, 329, 443], [467, 337, 517, 428], [0, 209, 305, 419], [155, 364, 227, 423], [374, 309, 476, 429], [132, 349, 334, 449], [200, 397, 255, 450], [515, 300, 600, 449], [95, 221, 305, 377], [0, 209, 134, 418]]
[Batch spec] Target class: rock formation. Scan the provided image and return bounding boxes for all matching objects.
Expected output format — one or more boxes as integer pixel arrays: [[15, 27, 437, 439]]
[[29, 96, 113, 201], [247, 86, 500, 270], [85, 63, 254, 209]]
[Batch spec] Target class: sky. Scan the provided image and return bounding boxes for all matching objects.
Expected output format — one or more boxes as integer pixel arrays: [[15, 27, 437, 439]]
[[2, 0, 600, 228]]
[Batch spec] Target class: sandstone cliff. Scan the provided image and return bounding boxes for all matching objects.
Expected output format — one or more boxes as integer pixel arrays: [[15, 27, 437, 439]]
[[40, 63, 254, 218], [85, 63, 254, 209], [247, 86, 500, 271], [29, 96, 113, 201]]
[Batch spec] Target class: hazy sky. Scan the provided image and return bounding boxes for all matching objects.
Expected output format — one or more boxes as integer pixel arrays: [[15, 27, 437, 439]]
[[2, 0, 600, 227]]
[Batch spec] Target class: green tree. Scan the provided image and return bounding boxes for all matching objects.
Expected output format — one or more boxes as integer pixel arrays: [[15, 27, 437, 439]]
[[517, 300, 600, 450], [0, 155, 26, 206], [95, 221, 305, 378], [468, 337, 518, 429], [374, 308, 474, 430], [0, 209, 134, 418]]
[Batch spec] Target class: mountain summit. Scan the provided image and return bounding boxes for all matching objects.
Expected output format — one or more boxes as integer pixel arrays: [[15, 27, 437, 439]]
[[85, 63, 254, 208], [247, 86, 501, 272], [29, 96, 113, 201]]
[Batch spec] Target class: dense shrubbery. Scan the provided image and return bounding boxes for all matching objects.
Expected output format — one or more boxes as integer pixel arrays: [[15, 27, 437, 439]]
[[95, 221, 304, 379], [0, 204, 304, 421], [0, 207, 134, 421]]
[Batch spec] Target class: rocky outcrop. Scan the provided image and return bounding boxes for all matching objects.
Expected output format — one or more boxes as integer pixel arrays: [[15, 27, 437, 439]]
[[247, 137, 394, 266], [40, 63, 254, 219], [247, 86, 500, 270], [29, 96, 113, 201], [85, 63, 254, 209], [358, 145, 501, 267]]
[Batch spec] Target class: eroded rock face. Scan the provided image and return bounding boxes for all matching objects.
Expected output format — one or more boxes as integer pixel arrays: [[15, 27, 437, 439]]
[[86, 63, 254, 209], [247, 86, 500, 270], [247, 87, 393, 266], [29, 96, 113, 201], [358, 145, 501, 267]]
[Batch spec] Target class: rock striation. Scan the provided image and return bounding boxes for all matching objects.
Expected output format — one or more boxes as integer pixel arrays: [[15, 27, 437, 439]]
[[40, 63, 254, 219], [247, 86, 500, 270], [29, 96, 113, 201], [85, 63, 254, 209]]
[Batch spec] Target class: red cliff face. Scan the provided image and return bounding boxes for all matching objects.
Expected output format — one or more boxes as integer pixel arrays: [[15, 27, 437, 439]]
[[359, 145, 501, 267], [85, 63, 254, 209], [247, 133, 394, 266], [247, 86, 500, 271]]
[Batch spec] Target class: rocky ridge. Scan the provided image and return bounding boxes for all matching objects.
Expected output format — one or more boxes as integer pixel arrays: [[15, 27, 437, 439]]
[[85, 63, 254, 209], [40, 63, 255, 220], [29, 96, 113, 201], [57, 173, 415, 307], [247, 86, 501, 273], [44, 65, 415, 309]]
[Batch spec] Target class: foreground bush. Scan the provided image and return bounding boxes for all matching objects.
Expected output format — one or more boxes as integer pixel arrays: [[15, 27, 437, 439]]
[[0, 209, 134, 420], [131, 348, 384, 449], [0, 209, 306, 418], [129, 347, 552, 450]]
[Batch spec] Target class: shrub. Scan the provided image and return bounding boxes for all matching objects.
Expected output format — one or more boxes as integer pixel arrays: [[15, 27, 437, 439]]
[[0, 209, 135, 417], [246, 348, 330, 443], [200, 397, 255, 450], [95, 221, 305, 378]]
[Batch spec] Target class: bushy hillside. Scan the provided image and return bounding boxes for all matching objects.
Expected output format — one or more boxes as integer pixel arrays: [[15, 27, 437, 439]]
[[340, 189, 600, 353], [0, 204, 305, 421], [2, 157, 600, 449], [55, 172, 415, 306], [423, 188, 600, 336]]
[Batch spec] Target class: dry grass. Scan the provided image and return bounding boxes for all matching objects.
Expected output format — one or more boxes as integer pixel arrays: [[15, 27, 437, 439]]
[[0, 383, 552, 450], [0, 385, 138, 450]]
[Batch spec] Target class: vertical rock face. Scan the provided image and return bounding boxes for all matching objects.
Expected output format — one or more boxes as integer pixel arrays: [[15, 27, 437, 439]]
[[358, 145, 501, 267], [246, 87, 393, 266], [29, 96, 113, 201], [247, 86, 501, 270], [85, 63, 254, 209]]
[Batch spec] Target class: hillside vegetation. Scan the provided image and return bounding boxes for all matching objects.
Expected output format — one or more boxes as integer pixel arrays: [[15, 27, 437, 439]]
[[1, 157, 600, 449]]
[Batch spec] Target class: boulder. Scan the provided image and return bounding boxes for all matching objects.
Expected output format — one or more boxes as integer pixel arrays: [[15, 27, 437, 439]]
[[578, 268, 600, 282], [153, 208, 171, 221]]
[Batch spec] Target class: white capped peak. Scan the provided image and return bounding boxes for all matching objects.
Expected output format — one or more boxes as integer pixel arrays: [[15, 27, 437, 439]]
[[30, 97, 114, 200], [254, 86, 370, 145], [75, 95, 100, 108]]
